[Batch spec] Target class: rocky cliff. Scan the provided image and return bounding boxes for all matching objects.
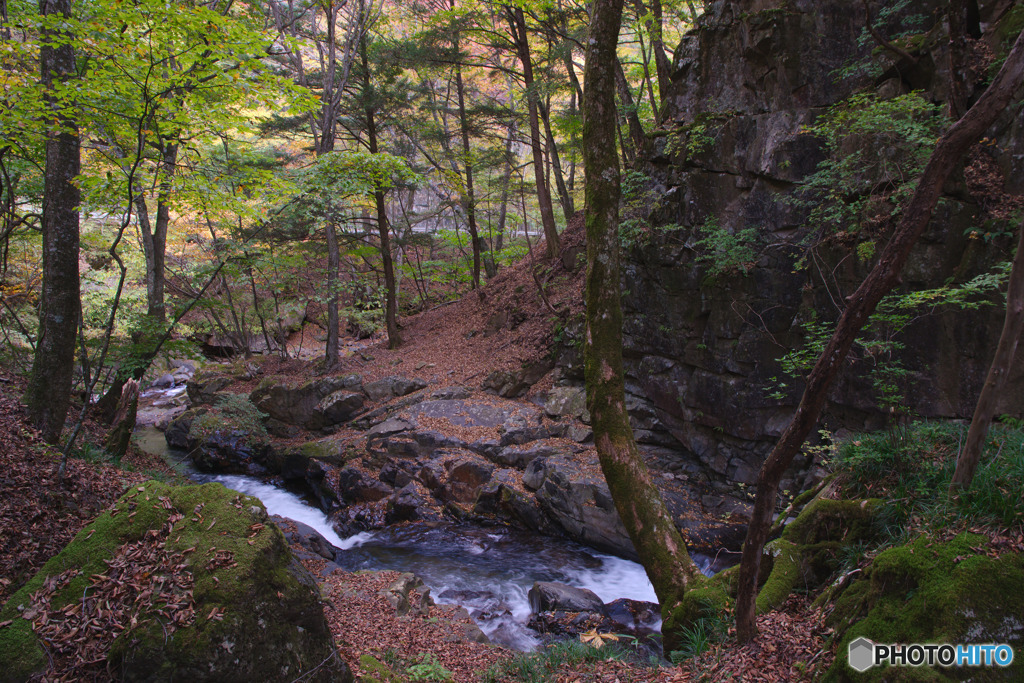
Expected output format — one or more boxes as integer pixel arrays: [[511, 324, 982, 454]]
[[600, 0, 1024, 494]]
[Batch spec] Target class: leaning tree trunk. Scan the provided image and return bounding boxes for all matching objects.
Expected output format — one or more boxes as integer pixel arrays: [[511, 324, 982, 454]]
[[582, 0, 699, 622], [734, 29, 1024, 644], [24, 0, 80, 444], [949, 214, 1024, 492]]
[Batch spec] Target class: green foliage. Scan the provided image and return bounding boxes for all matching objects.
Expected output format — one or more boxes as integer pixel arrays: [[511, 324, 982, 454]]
[[832, 0, 929, 82], [694, 217, 759, 277], [618, 170, 684, 249], [834, 420, 1024, 533], [481, 639, 620, 683], [404, 653, 453, 682], [776, 264, 1008, 410], [189, 395, 268, 443], [793, 91, 945, 252]]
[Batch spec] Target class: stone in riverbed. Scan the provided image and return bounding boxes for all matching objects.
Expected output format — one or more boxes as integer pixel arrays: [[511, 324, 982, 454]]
[[528, 581, 604, 614]]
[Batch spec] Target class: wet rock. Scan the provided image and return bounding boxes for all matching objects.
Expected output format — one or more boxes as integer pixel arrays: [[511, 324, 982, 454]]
[[602, 598, 661, 634], [532, 457, 637, 559], [164, 410, 196, 449], [386, 482, 439, 523], [473, 471, 552, 533], [273, 515, 337, 561], [149, 373, 176, 390], [528, 581, 604, 614]]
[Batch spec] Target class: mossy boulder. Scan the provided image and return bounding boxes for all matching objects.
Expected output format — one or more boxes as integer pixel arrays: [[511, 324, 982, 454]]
[[185, 395, 275, 474], [824, 533, 1024, 682], [756, 498, 881, 613], [0, 481, 351, 683]]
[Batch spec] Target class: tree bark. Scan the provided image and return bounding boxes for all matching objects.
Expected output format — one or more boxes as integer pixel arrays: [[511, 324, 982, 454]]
[[734, 29, 1024, 644], [950, 215, 1024, 492], [25, 0, 81, 444], [509, 5, 559, 260], [452, 22, 481, 289], [325, 220, 341, 365], [539, 98, 574, 222], [103, 378, 138, 459], [583, 0, 698, 617]]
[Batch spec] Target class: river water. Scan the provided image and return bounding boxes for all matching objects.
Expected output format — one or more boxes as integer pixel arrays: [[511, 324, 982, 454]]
[[135, 426, 717, 650]]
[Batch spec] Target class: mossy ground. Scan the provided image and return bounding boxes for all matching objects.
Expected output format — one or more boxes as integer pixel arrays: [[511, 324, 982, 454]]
[[824, 533, 1024, 682], [0, 480, 348, 683]]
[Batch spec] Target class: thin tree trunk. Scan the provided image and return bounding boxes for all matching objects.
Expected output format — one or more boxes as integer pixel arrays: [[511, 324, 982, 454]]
[[103, 378, 138, 459], [452, 23, 481, 289], [613, 57, 646, 162], [583, 0, 698, 621], [325, 221, 341, 365], [632, 0, 671, 96], [25, 0, 80, 444], [950, 216, 1024, 492], [509, 5, 559, 259], [147, 141, 177, 322], [539, 99, 574, 221], [735, 30, 1024, 643]]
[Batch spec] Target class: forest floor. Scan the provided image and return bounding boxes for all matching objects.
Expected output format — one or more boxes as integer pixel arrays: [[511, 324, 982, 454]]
[[0, 219, 834, 680]]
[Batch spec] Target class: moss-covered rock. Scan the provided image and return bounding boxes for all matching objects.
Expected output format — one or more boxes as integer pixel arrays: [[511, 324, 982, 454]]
[[824, 533, 1024, 682], [661, 580, 732, 655], [755, 498, 881, 613], [0, 481, 351, 683]]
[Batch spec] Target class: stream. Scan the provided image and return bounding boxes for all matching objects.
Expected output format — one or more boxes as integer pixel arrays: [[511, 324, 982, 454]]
[[134, 425, 718, 651]]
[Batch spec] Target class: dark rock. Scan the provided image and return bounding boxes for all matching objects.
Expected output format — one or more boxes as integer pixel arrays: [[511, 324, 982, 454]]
[[528, 581, 604, 614], [602, 598, 660, 634], [250, 375, 363, 430], [318, 390, 365, 426], [337, 466, 393, 503], [481, 359, 553, 398], [266, 417, 300, 438], [442, 458, 494, 503], [490, 443, 561, 469], [186, 373, 231, 406], [364, 375, 428, 402], [164, 411, 195, 449]]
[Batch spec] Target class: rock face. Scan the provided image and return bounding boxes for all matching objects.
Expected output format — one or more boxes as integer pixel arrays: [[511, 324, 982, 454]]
[[0, 481, 351, 683], [250, 375, 365, 430], [558, 0, 1024, 494]]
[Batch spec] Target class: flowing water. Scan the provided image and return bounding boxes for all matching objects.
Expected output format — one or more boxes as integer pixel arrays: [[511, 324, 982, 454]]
[[135, 425, 718, 650]]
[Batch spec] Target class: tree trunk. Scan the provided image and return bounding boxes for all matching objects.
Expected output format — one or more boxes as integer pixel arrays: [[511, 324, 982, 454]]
[[509, 5, 559, 260], [950, 215, 1024, 492], [539, 98, 574, 222], [453, 30, 481, 289], [734, 29, 1024, 644], [613, 57, 646, 163], [103, 378, 138, 459], [25, 0, 80, 444], [325, 221, 341, 366], [583, 0, 698, 619]]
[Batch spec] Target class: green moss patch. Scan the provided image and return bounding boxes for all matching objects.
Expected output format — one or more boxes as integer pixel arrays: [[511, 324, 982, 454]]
[[824, 533, 1024, 682], [0, 480, 350, 683]]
